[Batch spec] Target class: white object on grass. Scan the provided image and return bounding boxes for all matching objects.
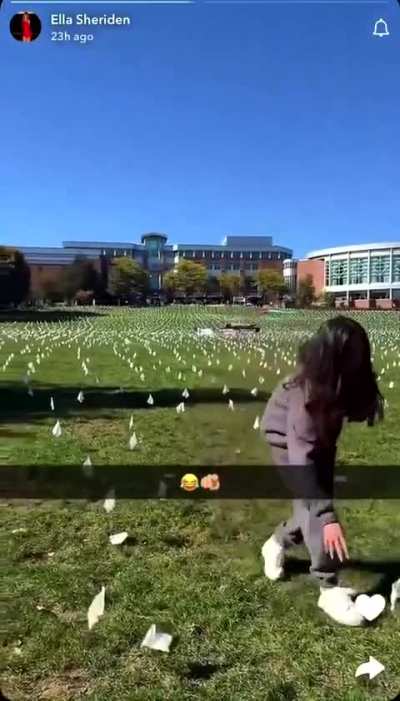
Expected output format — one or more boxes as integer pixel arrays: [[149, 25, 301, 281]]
[[77, 391, 85, 403], [261, 535, 284, 581], [52, 420, 62, 438], [129, 432, 138, 450], [228, 399, 234, 411], [391, 578, 400, 611], [222, 385, 229, 395], [50, 396, 55, 411], [253, 416, 260, 430], [129, 415, 134, 430], [318, 587, 364, 626], [182, 388, 190, 399], [82, 456, 93, 477], [88, 586, 105, 631], [355, 656, 385, 680], [140, 624, 173, 652], [176, 402, 185, 414], [109, 531, 128, 545], [355, 594, 386, 621], [147, 394, 154, 405], [103, 489, 116, 513], [250, 387, 258, 397]]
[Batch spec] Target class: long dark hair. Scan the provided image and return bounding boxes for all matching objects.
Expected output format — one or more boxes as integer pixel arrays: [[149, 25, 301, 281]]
[[288, 316, 384, 447]]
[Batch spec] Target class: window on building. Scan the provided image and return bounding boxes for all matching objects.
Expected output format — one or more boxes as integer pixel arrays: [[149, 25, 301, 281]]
[[370, 255, 390, 283], [230, 252, 234, 259], [192, 251, 196, 258], [330, 259, 348, 286], [392, 254, 400, 282], [325, 261, 330, 286], [349, 257, 368, 284]]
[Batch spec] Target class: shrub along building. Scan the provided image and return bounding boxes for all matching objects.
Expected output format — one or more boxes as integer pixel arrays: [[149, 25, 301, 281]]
[[15, 234, 293, 300]]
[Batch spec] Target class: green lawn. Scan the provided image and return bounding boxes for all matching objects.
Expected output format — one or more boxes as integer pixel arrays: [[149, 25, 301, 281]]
[[1, 306, 399, 700]]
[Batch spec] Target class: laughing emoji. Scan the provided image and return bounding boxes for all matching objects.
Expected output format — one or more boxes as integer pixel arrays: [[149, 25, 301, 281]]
[[180, 473, 199, 492]]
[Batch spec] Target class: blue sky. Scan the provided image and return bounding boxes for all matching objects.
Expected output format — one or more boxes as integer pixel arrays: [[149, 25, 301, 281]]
[[0, 1, 399, 257]]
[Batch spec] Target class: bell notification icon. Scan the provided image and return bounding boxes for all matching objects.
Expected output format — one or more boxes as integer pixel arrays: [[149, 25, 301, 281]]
[[373, 18, 390, 37]]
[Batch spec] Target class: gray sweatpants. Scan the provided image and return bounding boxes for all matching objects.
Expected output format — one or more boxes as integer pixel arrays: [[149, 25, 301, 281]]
[[274, 500, 340, 587], [271, 447, 340, 588]]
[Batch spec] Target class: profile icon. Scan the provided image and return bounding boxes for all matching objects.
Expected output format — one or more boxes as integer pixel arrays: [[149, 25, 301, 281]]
[[10, 11, 41, 42]]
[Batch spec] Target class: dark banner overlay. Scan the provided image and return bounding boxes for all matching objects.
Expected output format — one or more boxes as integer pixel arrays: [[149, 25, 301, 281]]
[[1, 465, 400, 499]]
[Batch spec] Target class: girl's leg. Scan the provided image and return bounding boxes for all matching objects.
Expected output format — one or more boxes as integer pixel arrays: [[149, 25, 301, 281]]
[[274, 499, 305, 549], [301, 501, 340, 587], [262, 500, 304, 580]]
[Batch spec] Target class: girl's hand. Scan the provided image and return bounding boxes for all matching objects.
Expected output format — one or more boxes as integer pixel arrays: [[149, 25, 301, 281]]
[[323, 523, 349, 562]]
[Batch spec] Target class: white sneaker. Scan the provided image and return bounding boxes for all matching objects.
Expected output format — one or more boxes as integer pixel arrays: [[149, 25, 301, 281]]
[[261, 534, 284, 581], [318, 587, 365, 626]]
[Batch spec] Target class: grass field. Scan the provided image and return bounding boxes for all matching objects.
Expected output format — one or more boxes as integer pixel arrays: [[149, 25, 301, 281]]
[[1, 306, 399, 701]]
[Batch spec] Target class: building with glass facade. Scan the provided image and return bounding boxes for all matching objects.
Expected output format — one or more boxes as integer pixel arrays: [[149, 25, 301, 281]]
[[297, 243, 400, 305]]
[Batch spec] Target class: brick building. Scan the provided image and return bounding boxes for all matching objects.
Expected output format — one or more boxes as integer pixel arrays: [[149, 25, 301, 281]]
[[12, 234, 293, 298]]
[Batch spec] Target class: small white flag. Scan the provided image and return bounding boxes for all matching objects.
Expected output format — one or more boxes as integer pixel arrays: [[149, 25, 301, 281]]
[[141, 624, 173, 653], [103, 488, 116, 513], [109, 531, 128, 545], [82, 456, 93, 477], [391, 578, 400, 611], [129, 432, 138, 450], [52, 420, 62, 438], [87, 586, 105, 631]]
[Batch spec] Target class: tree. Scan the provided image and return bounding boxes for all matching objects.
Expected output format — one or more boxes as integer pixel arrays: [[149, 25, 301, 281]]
[[219, 273, 241, 301], [75, 289, 94, 305], [172, 260, 208, 297], [41, 277, 64, 303], [255, 269, 287, 303], [61, 256, 101, 301], [163, 270, 178, 298], [107, 257, 149, 301], [321, 291, 336, 309], [0, 247, 30, 306], [297, 274, 316, 308]]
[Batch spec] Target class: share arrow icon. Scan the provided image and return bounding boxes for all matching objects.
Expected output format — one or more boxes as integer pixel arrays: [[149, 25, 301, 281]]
[[355, 656, 385, 680]]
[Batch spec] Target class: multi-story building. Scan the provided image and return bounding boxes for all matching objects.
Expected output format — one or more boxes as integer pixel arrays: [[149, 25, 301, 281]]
[[13, 233, 293, 297], [296, 242, 400, 308]]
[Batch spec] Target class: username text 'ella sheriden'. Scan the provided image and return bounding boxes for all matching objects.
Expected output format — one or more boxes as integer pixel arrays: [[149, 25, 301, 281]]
[[51, 14, 131, 25]]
